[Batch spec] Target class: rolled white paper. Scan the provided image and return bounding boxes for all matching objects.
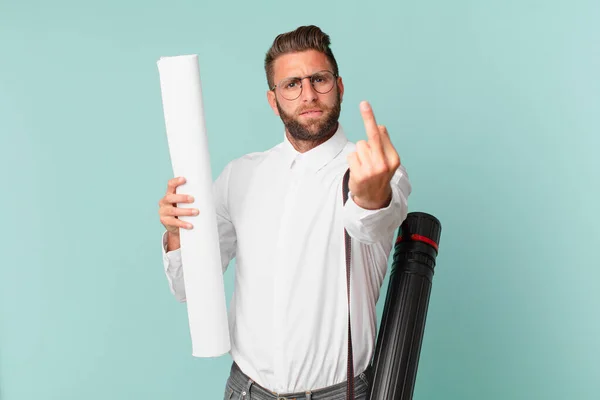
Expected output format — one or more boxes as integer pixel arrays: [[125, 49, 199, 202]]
[[157, 54, 230, 357]]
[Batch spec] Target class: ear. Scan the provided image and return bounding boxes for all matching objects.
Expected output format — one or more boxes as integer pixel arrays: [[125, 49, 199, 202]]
[[267, 89, 280, 116], [337, 76, 345, 103]]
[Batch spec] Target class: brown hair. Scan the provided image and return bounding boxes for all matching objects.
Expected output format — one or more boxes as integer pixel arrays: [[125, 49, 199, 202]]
[[264, 25, 339, 89]]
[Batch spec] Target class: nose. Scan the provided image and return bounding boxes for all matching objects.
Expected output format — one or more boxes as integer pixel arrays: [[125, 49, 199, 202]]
[[299, 77, 318, 102]]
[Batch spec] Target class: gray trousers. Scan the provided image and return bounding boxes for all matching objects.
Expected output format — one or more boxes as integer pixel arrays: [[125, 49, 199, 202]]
[[223, 362, 372, 400]]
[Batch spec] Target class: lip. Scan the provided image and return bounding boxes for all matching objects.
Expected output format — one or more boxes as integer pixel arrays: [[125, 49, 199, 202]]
[[299, 109, 323, 117]]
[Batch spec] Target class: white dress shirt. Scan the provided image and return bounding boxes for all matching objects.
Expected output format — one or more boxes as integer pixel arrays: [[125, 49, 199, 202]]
[[161, 124, 411, 393]]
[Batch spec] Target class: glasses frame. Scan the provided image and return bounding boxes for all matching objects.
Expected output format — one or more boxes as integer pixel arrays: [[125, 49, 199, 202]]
[[271, 70, 339, 100]]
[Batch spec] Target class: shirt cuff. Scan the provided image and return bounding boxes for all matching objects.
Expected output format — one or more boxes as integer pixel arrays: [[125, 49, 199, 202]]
[[342, 169, 410, 244], [162, 230, 182, 268], [345, 189, 394, 217]]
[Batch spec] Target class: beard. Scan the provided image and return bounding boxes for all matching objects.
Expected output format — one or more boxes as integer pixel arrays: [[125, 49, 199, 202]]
[[276, 91, 341, 143]]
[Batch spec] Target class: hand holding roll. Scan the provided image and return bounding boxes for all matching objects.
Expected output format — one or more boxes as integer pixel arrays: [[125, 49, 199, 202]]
[[158, 176, 200, 234]]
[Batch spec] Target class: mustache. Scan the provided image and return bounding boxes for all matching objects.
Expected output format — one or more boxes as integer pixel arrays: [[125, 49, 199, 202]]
[[296, 104, 329, 115]]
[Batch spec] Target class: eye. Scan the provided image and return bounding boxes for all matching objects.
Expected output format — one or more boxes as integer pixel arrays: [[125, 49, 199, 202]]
[[280, 78, 300, 90], [312, 73, 331, 84]]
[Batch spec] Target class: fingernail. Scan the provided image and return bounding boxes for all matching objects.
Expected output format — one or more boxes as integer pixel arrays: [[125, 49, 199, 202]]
[[188, 196, 194, 202], [192, 209, 199, 215], [360, 101, 370, 111]]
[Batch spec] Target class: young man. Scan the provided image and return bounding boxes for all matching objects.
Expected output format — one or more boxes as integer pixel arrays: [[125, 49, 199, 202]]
[[158, 25, 412, 399]]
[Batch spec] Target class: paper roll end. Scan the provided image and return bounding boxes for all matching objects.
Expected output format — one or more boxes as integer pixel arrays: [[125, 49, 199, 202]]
[[157, 54, 199, 64], [191, 345, 231, 359]]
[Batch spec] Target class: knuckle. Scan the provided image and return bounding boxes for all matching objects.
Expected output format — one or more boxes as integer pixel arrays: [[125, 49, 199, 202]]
[[379, 162, 390, 172]]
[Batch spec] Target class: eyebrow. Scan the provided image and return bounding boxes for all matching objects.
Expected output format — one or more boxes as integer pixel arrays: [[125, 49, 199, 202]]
[[281, 70, 329, 80]]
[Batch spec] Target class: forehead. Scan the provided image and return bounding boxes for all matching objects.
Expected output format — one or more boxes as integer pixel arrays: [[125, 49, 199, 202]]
[[272, 50, 333, 82]]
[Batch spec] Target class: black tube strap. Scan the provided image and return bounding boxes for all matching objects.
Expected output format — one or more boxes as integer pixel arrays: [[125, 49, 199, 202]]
[[342, 168, 354, 400]]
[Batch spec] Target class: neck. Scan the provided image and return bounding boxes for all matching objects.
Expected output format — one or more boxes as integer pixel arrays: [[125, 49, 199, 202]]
[[286, 122, 339, 153]]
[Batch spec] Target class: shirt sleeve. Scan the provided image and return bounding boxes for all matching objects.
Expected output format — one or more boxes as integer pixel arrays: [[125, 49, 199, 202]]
[[161, 161, 238, 302], [161, 232, 186, 302], [342, 163, 412, 245]]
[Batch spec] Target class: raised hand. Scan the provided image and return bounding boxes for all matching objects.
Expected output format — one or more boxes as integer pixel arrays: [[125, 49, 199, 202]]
[[346, 101, 401, 210]]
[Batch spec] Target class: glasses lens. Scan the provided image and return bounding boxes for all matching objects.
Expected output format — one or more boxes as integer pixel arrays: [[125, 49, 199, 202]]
[[278, 77, 302, 100], [311, 71, 335, 94]]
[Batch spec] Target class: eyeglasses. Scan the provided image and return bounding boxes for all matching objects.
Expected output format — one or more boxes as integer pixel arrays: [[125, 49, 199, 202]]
[[271, 70, 338, 101]]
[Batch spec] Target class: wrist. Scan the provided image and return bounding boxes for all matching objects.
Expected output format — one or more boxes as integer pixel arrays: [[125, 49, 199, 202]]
[[352, 188, 392, 210], [166, 230, 181, 252]]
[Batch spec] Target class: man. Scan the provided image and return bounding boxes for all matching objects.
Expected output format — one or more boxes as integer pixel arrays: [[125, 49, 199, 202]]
[[158, 25, 412, 399]]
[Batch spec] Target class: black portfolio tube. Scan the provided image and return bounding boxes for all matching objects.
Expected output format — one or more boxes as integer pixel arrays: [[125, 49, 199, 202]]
[[368, 212, 442, 400]]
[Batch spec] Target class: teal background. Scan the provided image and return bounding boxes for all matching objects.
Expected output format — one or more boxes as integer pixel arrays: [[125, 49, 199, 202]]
[[1, 0, 599, 399]]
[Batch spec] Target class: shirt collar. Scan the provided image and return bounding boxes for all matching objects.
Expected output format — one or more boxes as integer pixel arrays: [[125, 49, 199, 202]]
[[281, 124, 348, 173]]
